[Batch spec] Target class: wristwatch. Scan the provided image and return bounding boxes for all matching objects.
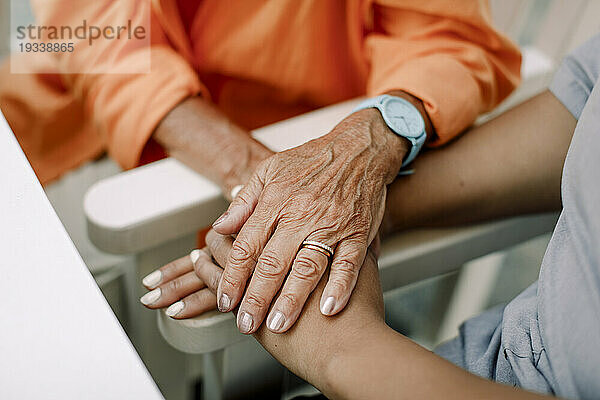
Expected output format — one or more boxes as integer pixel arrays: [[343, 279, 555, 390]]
[[353, 94, 427, 168]]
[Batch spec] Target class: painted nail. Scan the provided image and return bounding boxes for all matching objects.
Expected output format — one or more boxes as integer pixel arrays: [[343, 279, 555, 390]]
[[142, 270, 162, 289], [268, 311, 286, 332], [230, 184, 243, 199], [218, 293, 231, 311], [321, 296, 336, 315], [166, 301, 185, 317], [238, 311, 254, 334], [190, 249, 201, 264], [140, 288, 161, 305], [212, 212, 229, 228]]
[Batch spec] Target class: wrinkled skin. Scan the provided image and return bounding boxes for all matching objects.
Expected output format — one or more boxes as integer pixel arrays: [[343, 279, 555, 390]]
[[211, 108, 407, 334], [140, 229, 385, 390]]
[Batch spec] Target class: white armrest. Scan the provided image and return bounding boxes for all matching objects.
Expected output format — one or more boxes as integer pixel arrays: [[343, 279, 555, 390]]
[[84, 47, 554, 254], [85, 99, 361, 253]]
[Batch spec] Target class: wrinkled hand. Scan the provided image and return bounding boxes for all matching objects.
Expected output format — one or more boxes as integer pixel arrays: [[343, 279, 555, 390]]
[[211, 108, 408, 334], [202, 230, 385, 389], [140, 230, 385, 392]]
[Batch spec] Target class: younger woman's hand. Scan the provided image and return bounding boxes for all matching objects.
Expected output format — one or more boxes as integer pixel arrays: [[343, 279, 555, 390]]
[[199, 229, 386, 389], [139, 249, 218, 319], [139, 228, 386, 393]]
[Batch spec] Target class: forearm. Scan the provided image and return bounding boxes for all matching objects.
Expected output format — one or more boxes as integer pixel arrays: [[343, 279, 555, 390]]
[[383, 90, 576, 234], [324, 323, 551, 400], [154, 96, 273, 194]]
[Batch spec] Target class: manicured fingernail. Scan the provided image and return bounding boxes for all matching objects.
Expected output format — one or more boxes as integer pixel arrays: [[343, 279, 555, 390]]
[[140, 288, 161, 305], [238, 311, 254, 334], [142, 270, 162, 288], [166, 301, 185, 317], [190, 249, 201, 264], [218, 293, 231, 311], [321, 296, 336, 315], [230, 184, 243, 199], [212, 212, 229, 228], [268, 311, 286, 332]]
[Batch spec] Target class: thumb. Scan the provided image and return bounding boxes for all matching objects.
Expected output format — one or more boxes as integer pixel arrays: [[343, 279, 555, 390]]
[[212, 168, 265, 234]]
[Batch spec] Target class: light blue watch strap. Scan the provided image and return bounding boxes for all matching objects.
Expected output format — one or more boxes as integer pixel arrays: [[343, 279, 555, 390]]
[[353, 95, 427, 168]]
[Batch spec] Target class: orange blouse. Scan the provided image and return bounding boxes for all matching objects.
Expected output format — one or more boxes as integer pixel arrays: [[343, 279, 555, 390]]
[[0, 0, 520, 184]]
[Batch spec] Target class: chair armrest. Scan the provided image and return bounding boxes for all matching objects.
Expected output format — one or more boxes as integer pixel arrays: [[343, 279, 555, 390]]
[[84, 47, 554, 255], [84, 99, 360, 254]]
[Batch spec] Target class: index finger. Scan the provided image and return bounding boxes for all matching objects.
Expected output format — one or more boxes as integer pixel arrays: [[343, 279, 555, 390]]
[[205, 229, 234, 266], [216, 207, 276, 312], [192, 248, 223, 294], [141, 252, 197, 289], [197, 231, 235, 295]]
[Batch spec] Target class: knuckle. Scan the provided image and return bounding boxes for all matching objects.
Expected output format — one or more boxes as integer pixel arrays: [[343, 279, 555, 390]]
[[351, 213, 371, 229], [328, 279, 351, 295], [293, 190, 318, 207], [244, 292, 268, 310], [261, 185, 283, 205], [293, 256, 322, 280], [193, 259, 210, 281], [279, 292, 300, 310], [290, 195, 319, 217], [257, 157, 272, 174], [234, 192, 253, 208], [230, 240, 254, 265], [256, 251, 285, 279], [210, 273, 221, 293], [329, 261, 360, 293], [167, 278, 184, 294], [221, 273, 243, 291], [334, 259, 359, 275]]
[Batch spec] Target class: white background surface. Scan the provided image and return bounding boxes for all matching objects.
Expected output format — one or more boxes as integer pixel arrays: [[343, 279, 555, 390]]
[[0, 113, 163, 399]]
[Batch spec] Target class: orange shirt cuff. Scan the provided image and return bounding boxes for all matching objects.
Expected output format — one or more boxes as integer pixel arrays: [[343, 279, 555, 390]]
[[368, 54, 483, 146]]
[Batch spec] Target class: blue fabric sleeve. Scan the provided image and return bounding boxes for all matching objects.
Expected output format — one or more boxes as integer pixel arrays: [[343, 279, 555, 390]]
[[550, 34, 600, 120]]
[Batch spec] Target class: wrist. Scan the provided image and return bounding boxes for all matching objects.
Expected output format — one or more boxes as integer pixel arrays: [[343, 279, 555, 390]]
[[222, 143, 272, 193], [348, 107, 410, 182], [355, 90, 432, 181], [153, 96, 273, 193], [386, 90, 434, 140], [343, 90, 433, 183]]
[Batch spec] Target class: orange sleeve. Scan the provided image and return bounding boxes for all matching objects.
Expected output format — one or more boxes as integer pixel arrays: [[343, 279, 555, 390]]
[[31, 0, 208, 169], [365, 0, 521, 145]]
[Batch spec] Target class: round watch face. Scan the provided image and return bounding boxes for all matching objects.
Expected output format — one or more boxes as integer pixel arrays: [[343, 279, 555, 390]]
[[383, 97, 425, 138]]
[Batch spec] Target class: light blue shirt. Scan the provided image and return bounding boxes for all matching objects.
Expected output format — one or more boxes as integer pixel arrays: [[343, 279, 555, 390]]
[[436, 34, 600, 399]]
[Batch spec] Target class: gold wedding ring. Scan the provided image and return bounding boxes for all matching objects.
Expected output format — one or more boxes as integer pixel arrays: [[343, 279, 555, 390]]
[[300, 240, 334, 259]]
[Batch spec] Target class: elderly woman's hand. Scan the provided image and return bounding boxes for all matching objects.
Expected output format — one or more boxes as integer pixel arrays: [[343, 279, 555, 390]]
[[140, 229, 385, 393], [201, 230, 385, 390], [211, 106, 411, 334]]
